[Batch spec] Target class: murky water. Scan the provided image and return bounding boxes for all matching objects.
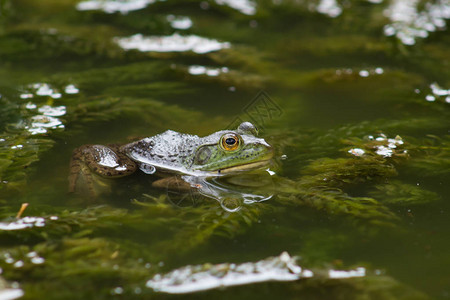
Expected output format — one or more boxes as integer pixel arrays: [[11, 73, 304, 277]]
[[0, 0, 449, 299]]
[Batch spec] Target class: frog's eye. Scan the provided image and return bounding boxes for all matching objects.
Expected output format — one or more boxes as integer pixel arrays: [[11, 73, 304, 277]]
[[220, 133, 240, 151]]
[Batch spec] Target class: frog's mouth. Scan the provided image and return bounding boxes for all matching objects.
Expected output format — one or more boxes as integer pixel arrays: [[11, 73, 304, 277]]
[[216, 159, 272, 175]]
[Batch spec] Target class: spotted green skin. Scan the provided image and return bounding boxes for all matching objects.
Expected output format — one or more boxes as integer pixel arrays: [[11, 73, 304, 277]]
[[70, 122, 273, 187], [122, 122, 273, 176]]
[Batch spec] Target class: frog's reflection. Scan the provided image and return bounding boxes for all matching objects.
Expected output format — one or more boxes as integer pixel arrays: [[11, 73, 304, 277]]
[[158, 169, 275, 212]]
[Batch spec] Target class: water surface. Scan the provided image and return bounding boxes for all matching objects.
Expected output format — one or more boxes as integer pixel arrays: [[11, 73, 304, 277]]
[[0, 0, 449, 299]]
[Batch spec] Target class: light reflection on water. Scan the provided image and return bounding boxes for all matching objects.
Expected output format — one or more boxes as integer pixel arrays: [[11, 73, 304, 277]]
[[146, 251, 372, 294], [114, 33, 231, 53], [215, 0, 256, 15], [1, 0, 449, 298], [426, 82, 450, 103], [0, 288, 24, 300], [146, 252, 312, 294], [17, 83, 79, 135], [383, 0, 450, 45], [180, 169, 275, 212], [315, 0, 342, 18], [335, 67, 384, 77], [348, 134, 406, 158], [76, 0, 156, 14], [188, 65, 229, 77], [76, 0, 256, 15], [166, 15, 193, 30], [0, 216, 58, 231], [328, 267, 366, 279]]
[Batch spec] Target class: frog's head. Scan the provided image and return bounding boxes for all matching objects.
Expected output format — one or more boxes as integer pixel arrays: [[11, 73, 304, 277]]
[[191, 122, 273, 174]]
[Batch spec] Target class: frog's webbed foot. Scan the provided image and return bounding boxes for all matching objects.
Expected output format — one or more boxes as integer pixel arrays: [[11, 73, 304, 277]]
[[68, 144, 137, 197]]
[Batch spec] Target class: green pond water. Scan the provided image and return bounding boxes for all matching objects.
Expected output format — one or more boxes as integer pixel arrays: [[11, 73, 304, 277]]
[[0, 0, 449, 299]]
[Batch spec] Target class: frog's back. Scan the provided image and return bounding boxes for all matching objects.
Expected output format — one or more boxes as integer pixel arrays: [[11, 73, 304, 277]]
[[121, 130, 202, 173]]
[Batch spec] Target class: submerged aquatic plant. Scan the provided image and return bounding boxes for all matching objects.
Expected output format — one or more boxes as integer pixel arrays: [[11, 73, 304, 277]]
[[0, 0, 448, 299]]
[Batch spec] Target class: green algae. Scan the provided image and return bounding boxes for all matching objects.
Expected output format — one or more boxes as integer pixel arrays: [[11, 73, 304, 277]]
[[0, 0, 449, 299], [370, 181, 440, 206]]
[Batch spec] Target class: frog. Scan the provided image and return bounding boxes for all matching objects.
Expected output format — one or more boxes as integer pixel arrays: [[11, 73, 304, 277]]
[[68, 122, 273, 196]]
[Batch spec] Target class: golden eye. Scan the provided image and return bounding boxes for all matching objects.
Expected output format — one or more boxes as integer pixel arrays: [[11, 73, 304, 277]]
[[221, 133, 240, 151]]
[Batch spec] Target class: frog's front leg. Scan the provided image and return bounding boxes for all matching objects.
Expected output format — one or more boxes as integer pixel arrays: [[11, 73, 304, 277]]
[[68, 144, 137, 196]]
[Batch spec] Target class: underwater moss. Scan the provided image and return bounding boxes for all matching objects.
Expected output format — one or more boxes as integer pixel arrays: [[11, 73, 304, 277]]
[[370, 180, 440, 206], [0, 0, 448, 299]]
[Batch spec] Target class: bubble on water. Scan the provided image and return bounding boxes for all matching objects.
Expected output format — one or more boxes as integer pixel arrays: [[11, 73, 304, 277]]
[[138, 163, 156, 175], [111, 287, 123, 295]]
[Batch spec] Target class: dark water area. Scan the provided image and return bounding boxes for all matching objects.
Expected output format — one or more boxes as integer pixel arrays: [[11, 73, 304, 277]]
[[0, 0, 449, 299]]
